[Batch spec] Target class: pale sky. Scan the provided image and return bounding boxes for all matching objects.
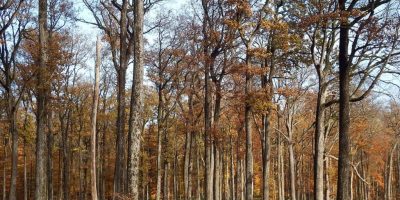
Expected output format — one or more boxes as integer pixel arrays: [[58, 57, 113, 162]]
[[74, 0, 190, 87]]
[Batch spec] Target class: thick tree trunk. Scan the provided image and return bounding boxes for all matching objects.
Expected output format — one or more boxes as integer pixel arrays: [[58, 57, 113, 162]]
[[314, 83, 327, 200], [114, 0, 129, 195], [163, 162, 169, 200], [325, 157, 330, 200], [35, 0, 48, 199], [127, 0, 144, 198], [286, 108, 297, 200], [337, 1, 351, 199]]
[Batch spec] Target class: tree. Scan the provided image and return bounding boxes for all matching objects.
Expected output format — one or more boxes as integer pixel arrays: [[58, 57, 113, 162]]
[[127, 0, 144, 198], [35, 0, 48, 199], [91, 36, 101, 200]]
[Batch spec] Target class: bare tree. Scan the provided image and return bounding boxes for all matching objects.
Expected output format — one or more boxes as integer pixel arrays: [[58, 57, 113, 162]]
[[91, 36, 101, 200]]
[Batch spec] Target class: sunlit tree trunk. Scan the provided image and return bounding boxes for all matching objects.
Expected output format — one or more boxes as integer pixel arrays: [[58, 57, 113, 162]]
[[90, 36, 101, 200], [127, 0, 144, 198]]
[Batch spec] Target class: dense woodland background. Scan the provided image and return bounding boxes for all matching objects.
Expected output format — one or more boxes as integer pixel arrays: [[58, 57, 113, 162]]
[[1, 0, 400, 200]]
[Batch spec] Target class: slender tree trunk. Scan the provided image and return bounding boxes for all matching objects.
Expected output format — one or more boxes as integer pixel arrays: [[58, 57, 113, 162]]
[[62, 110, 71, 200], [184, 127, 192, 200], [127, 0, 144, 198], [386, 143, 398, 200], [230, 137, 235, 200], [214, 147, 221, 200], [277, 115, 284, 200], [100, 87, 108, 200], [35, 0, 48, 199], [245, 53, 253, 200], [289, 141, 296, 200], [47, 112, 54, 200], [3, 140, 7, 200], [24, 138, 27, 200], [91, 36, 101, 200], [8, 108, 18, 200], [196, 141, 201, 200], [156, 89, 164, 200]]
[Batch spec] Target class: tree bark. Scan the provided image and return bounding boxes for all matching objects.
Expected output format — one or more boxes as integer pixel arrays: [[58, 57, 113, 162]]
[[47, 112, 54, 200], [114, 0, 129, 195], [35, 0, 48, 199], [337, 1, 351, 199], [91, 36, 101, 200], [245, 53, 253, 200], [314, 82, 327, 200], [127, 0, 144, 199], [8, 106, 18, 200]]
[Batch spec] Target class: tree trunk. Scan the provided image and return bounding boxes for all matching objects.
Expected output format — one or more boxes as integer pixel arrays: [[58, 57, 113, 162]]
[[214, 146, 221, 200], [8, 108, 18, 200], [245, 53, 253, 200], [90, 36, 101, 200], [230, 137, 235, 200], [325, 157, 330, 200], [184, 126, 192, 200], [127, 0, 144, 198], [47, 112, 54, 200], [314, 83, 327, 200], [62, 110, 72, 200], [337, 1, 351, 199], [3, 139, 7, 200], [114, 0, 129, 195], [289, 141, 296, 200], [286, 108, 297, 200], [35, 0, 48, 199], [386, 143, 398, 200], [156, 86, 164, 200], [24, 138, 27, 200]]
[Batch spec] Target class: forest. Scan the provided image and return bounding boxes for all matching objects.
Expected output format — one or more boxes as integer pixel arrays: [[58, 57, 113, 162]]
[[1, 0, 400, 200]]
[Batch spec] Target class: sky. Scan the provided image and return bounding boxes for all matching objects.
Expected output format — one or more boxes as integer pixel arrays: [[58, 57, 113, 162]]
[[72, 0, 189, 86]]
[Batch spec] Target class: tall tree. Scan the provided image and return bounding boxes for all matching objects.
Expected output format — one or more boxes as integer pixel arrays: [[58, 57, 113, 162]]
[[91, 36, 101, 200], [127, 0, 144, 198], [35, 0, 48, 199]]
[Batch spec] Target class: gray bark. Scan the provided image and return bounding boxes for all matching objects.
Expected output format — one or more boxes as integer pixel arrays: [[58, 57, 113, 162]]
[[127, 0, 144, 199], [35, 0, 48, 199], [337, 1, 351, 199], [91, 36, 101, 200]]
